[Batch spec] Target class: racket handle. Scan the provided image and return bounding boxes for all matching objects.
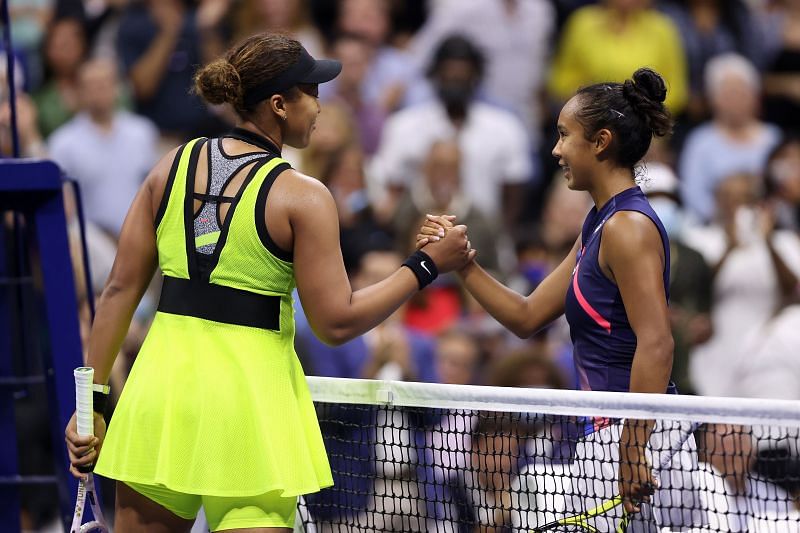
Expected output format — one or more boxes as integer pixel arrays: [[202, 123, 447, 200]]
[[74, 367, 96, 474], [74, 367, 95, 438]]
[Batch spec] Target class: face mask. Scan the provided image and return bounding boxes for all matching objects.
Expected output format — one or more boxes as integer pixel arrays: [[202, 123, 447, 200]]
[[649, 197, 683, 237], [520, 260, 549, 288], [436, 82, 474, 118]]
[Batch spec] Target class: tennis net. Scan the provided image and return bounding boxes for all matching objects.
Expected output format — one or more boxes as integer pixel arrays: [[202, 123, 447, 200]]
[[297, 377, 800, 532]]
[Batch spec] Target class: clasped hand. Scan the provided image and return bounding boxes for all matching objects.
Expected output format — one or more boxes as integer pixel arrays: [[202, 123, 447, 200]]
[[415, 214, 476, 273]]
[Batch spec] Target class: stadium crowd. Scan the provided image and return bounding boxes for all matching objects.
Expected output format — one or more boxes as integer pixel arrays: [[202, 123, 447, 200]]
[[3, 0, 800, 530]]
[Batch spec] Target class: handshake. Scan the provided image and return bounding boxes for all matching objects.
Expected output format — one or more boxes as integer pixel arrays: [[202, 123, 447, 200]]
[[414, 214, 477, 275]]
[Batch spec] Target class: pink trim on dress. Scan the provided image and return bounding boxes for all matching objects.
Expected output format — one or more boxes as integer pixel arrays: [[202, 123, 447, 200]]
[[572, 262, 612, 334]]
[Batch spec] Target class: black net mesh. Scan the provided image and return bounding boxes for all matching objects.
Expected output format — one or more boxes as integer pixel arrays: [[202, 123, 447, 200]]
[[297, 402, 800, 532]]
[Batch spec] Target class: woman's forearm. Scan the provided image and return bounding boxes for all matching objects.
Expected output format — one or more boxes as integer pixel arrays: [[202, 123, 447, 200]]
[[623, 337, 674, 451], [85, 283, 149, 385], [458, 262, 532, 338]]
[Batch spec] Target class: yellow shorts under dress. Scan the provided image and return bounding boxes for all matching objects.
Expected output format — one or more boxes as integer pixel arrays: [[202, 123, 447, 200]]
[[125, 481, 297, 530]]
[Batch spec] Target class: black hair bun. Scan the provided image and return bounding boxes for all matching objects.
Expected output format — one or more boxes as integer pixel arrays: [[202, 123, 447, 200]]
[[631, 67, 667, 104], [622, 68, 671, 137]]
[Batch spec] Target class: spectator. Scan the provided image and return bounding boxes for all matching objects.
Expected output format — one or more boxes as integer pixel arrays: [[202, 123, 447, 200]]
[[318, 0, 426, 113], [486, 345, 566, 390], [765, 135, 800, 231], [231, 0, 326, 58], [735, 302, 800, 500], [679, 53, 781, 223], [683, 173, 800, 396], [411, 0, 555, 148], [321, 144, 393, 279], [696, 424, 800, 531], [371, 35, 532, 227], [48, 58, 159, 238], [0, 92, 47, 158], [660, 0, 765, 124], [763, 0, 800, 133], [393, 139, 503, 274], [7, 0, 53, 89], [433, 328, 481, 386], [324, 33, 387, 155], [438, 415, 531, 531], [33, 17, 88, 137], [116, 0, 228, 141], [549, 0, 688, 114], [642, 164, 713, 395]]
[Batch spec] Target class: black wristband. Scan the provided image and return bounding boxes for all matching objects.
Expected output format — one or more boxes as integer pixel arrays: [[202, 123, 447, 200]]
[[93, 390, 109, 416], [402, 250, 438, 290]]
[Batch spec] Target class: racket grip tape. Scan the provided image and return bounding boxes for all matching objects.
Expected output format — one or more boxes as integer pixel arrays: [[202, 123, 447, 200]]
[[74, 367, 96, 472]]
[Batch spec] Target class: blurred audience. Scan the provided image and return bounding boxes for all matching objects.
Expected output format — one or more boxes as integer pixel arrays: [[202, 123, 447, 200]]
[[763, 0, 800, 133], [411, 0, 555, 149], [33, 17, 88, 137], [231, 0, 325, 57], [433, 328, 481, 386], [324, 33, 387, 154], [679, 53, 781, 223], [683, 173, 800, 396], [371, 35, 532, 227], [765, 135, 800, 231], [660, 0, 764, 124], [549, 0, 688, 114], [116, 0, 228, 141], [319, 0, 426, 112], [643, 164, 713, 395], [48, 58, 158, 238]]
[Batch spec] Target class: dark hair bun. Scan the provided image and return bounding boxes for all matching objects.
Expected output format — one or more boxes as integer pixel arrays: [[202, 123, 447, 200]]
[[631, 68, 667, 103], [622, 68, 671, 137], [194, 59, 243, 108]]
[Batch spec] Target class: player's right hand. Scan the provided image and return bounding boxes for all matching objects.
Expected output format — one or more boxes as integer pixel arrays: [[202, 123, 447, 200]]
[[416, 214, 456, 249], [421, 223, 475, 273], [65, 411, 107, 479]]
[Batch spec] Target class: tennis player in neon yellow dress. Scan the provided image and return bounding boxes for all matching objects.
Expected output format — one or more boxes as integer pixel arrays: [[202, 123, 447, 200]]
[[64, 33, 474, 532]]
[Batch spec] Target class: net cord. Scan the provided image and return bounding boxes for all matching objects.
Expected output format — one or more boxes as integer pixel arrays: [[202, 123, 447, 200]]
[[306, 377, 800, 428]]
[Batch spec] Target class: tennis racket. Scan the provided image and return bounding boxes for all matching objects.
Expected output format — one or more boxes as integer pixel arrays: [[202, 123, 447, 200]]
[[532, 421, 701, 533], [70, 367, 109, 533]]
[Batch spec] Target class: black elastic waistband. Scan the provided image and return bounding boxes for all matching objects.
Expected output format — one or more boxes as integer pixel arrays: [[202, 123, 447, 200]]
[[158, 276, 280, 331]]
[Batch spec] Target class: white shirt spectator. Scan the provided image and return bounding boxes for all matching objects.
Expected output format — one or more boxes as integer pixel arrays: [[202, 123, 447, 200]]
[[370, 101, 531, 219], [683, 225, 800, 396], [736, 304, 800, 401], [410, 0, 554, 147], [49, 111, 158, 236]]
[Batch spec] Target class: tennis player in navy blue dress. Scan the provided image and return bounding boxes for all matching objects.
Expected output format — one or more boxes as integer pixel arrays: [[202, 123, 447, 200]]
[[419, 68, 705, 530]]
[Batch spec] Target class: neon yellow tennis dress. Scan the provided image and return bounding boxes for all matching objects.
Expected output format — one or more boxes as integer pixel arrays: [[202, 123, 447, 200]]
[[95, 135, 333, 498]]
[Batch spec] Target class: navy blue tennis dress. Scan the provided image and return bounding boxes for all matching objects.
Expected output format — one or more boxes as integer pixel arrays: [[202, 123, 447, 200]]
[[564, 186, 676, 394]]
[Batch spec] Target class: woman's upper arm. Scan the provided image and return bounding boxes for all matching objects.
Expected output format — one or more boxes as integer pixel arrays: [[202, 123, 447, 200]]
[[288, 174, 352, 330], [601, 212, 671, 344]]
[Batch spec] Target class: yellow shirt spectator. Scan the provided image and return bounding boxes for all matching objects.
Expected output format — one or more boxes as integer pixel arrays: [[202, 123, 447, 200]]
[[549, 5, 688, 114]]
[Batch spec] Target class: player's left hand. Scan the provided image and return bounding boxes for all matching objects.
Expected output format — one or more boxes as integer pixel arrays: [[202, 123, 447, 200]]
[[619, 444, 657, 514]]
